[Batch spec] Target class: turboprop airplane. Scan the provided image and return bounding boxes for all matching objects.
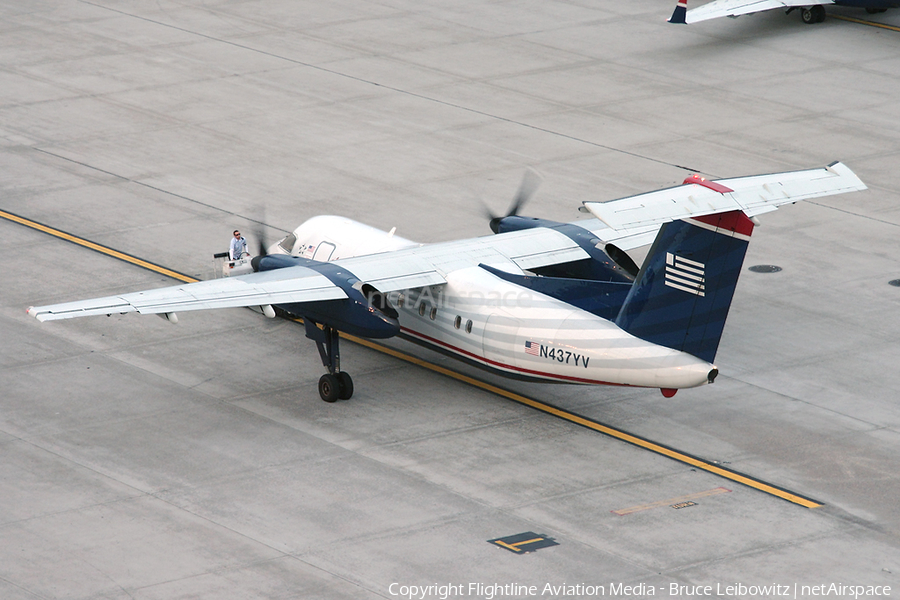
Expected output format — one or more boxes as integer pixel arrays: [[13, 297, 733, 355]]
[[28, 162, 866, 402], [669, 0, 898, 25]]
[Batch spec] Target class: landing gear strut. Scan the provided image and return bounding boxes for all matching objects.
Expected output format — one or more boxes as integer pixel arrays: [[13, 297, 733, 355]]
[[305, 319, 354, 402]]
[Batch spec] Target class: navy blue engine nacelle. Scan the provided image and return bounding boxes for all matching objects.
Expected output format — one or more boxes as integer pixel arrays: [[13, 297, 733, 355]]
[[251, 254, 400, 339], [493, 216, 639, 282]]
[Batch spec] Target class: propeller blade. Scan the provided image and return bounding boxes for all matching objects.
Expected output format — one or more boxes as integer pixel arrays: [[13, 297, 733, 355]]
[[506, 167, 543, 218], [251, 206, 268, 257], [488, 168, 543, 233]]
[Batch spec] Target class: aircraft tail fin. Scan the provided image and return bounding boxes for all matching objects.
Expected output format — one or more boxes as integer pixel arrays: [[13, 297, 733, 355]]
[[614, 210, 753, 363], [669, 0, 688, 23]]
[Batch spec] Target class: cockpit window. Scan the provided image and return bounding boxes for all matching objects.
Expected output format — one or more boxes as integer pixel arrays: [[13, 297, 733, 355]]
[[278, 234, 297, 253]]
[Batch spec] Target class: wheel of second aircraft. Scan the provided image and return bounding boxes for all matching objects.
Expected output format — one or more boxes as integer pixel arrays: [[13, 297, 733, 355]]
[[337, 371, 354, 400], [801, 7, 815, 23], [318, 374, 340, 403]]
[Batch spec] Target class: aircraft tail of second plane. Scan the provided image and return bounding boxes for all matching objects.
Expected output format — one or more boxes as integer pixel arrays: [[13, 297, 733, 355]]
[[669, 0, 689, 23]]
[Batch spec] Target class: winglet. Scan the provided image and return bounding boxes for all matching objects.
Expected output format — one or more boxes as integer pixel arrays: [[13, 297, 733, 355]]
[[669, 0, 688, 23]]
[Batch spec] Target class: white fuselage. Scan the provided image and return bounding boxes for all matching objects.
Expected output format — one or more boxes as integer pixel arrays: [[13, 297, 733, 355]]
[[276, 216, 714, 390], [269, 215, 420, 261]]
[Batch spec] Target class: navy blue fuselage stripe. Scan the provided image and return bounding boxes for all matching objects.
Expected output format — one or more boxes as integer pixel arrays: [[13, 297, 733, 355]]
[[836, 0, 900, 6], [496, 216, 635, 283], [254, 254, 400, 339]]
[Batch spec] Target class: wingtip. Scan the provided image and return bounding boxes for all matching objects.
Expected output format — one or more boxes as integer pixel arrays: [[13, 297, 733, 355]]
[[825, 161, 868, 191], [26, 306, 46, 322]]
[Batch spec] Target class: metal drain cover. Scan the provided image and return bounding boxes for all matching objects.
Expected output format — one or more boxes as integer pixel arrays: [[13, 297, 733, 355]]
[[749, 265, 783, 273]]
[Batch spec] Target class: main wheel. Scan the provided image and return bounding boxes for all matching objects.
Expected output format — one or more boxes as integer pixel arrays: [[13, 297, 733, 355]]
[[801, 6, 825, 23], [812, 5, 826, 22], [801, 5, 826, 23], [318, 374, 340, 402], [337, 371, 354, 400]]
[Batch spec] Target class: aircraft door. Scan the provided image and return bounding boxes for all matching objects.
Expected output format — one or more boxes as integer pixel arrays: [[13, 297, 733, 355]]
[[482, 313, 522, 368], [312, 241, 336, 262]]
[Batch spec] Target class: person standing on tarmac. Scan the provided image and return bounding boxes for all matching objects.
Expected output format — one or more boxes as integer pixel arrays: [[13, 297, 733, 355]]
[[230, 230, 248, 260]]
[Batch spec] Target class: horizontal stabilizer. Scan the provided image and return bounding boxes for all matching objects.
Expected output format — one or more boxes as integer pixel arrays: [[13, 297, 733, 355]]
[[583, 162, 865, 232]]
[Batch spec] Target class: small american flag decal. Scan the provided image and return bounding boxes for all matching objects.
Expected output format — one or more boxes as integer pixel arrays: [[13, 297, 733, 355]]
[[524, 341, 540, 356]]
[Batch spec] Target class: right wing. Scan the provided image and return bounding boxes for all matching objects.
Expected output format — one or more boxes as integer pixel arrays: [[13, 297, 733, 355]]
[[668, 0, 833, 23]]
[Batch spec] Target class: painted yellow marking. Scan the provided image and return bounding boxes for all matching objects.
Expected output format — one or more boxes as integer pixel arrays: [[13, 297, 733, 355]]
[[5, 209, 823, 509], [493, 540, 524, 552], [346, 333, 822, 508], [0, 209, 198, 284], [493, 537, 544, 552], [613, 487, 730, 516], [831, 14, 900, 32], [510, 537, 543, 547]]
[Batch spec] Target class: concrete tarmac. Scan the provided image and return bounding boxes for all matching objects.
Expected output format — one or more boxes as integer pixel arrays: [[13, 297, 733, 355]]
[[2, 1, 900, 598]]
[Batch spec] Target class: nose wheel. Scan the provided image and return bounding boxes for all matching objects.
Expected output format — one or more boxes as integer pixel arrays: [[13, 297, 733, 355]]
[[305, 319, 354, 402], [318, 372, 353, 402]]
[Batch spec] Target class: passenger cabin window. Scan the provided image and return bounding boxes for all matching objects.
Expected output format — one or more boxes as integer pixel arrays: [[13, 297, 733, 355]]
[[465, 319, 473, 333], [454, 316, 461, 329], [418, 303, 426, 317], [429, 307, 437, 320]]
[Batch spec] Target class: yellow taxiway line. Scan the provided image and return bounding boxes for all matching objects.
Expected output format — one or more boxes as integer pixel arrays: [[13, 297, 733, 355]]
[[1, 209, 198, 284], [831, 14, 900, 31], [352, 331, 821, 509], [5, 208, 822, 509]]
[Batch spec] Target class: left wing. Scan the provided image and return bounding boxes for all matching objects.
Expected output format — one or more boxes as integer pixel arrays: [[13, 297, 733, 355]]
[[27, 266, 347, 321], [668, 0, 833, 23], [27, 226, 592, 322]]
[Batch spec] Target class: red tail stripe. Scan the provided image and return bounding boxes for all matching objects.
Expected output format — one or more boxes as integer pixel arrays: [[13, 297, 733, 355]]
[[691, 210, 755, 237], [683, 174, 734, 194]]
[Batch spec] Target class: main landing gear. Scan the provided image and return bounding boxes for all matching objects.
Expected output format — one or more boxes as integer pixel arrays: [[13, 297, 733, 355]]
[[305, 319, 354, 402], [800, 4, 826, 23]]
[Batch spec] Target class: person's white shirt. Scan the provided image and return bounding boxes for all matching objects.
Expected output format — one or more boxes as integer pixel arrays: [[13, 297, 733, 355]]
[[230, 231, 248, 260]]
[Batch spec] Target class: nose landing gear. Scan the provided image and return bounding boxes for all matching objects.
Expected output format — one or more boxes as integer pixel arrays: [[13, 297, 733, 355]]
[[305, 319, 354, 402]]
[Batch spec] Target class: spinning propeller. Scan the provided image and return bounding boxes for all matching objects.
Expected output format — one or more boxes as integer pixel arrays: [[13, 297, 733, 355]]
[[249, 208, 270, 272], [487, 168, 543, 233], [251, 207, 269, 257]]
